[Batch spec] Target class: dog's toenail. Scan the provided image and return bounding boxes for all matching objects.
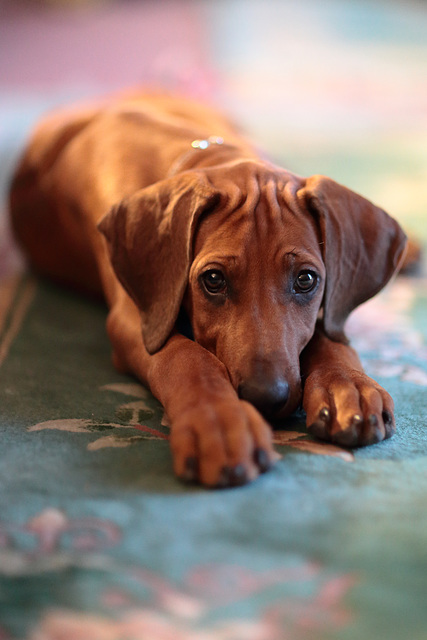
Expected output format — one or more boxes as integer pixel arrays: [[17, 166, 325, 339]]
[[350, 414, 363, 427], [254, 448, 271, 473], [382, 410, 393, 425], [319, 407, 330, 422], [385, 424, 396, 439], [309, 421, 327, 440], [182, 457, 198, 482], [310, 408, 330, 438], [382, 410, 396, 438], [364, 414, 383, 445], [230, 464, 248, 486], [333, 426, 357, 447], [216, 466, 232, 488], [365, 427, 383, 445]]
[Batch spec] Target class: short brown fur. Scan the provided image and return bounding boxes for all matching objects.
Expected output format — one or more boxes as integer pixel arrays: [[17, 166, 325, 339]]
[[9, 92, 407, 487]]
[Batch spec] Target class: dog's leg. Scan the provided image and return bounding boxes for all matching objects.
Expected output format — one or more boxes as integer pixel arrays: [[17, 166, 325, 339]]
[[106, 293, 279, 487], [301, 326, 395, 447]]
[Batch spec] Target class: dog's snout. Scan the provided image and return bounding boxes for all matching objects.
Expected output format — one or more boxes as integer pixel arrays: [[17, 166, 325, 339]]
[[238, 378, 290, 415]]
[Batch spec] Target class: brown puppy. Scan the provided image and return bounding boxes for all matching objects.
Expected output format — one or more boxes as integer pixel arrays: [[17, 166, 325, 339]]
[[9, 92, 407, 487]]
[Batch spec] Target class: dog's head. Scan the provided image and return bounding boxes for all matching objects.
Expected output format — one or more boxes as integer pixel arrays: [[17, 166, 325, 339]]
[[98, 163, 406, 417]]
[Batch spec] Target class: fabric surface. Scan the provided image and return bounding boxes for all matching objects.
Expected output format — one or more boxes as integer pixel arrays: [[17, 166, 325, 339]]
[[1, 274, 426, 639], [1, 1, 427, 638]]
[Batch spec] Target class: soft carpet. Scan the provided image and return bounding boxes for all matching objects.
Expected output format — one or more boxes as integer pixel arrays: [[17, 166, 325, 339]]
[[1, 1, 426, 638]]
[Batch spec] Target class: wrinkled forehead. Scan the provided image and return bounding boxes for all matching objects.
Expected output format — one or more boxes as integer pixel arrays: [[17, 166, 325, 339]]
[[192, 175, 323, 266]]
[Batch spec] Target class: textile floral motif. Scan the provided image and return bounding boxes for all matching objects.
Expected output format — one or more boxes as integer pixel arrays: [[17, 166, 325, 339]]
[[0, 509, 121, 574], [26, 277, 427, 464], [347, 277, 427, 387], [27, 383, 355, 461], [0, 509, 357, 640], [27, 382, 170, 450]]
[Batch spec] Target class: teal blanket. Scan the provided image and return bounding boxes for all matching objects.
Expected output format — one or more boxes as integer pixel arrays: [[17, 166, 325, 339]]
[[1, 0, 427, 638], [1, 272, 426, 639]]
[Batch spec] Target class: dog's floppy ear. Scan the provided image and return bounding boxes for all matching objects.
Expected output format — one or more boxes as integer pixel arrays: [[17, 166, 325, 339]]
[[298, 175, 407, 343], [98, 172, 220, 354]]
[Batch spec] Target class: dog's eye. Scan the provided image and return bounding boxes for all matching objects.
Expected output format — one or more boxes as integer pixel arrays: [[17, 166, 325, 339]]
[[201, 269, 227, 294], [294, 270, 317, 293]]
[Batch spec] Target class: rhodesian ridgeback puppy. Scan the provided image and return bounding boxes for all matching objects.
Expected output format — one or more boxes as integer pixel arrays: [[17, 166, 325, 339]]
[[9, 92, 407, 487]]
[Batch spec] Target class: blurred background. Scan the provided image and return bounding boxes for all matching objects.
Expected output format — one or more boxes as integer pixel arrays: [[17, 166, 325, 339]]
[[1, 0, 426, 276]]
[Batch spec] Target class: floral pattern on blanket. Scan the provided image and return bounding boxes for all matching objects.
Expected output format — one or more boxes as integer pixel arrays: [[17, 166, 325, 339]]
[[347, 277, 427, 387], [25, 276, 427, 467], [26, 382, 355, 462], [0, 508, 357, 640]]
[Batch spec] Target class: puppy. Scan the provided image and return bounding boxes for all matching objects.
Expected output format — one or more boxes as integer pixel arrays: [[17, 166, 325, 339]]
[[9, 92, 407, 486]]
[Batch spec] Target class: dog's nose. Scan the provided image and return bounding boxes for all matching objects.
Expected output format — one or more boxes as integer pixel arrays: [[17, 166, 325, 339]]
[[238, 378, 290, 415]]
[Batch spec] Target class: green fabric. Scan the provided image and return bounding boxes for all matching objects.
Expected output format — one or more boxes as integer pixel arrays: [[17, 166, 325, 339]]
[[1, 271, 427, 639], [1, 1, 427, 638]]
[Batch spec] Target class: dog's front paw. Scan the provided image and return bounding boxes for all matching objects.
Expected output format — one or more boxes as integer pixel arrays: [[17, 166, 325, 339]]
[[170, 399, 280, 488], [303, 369, 395, 447]]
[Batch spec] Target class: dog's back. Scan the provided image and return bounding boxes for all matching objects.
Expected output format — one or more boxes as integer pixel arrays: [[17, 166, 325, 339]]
[[8, 92, 249, 295]]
